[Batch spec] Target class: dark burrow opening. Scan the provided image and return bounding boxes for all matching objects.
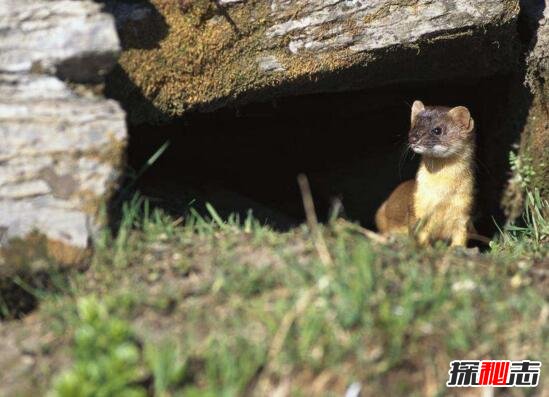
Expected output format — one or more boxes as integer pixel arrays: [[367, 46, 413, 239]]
[[0, 279, 38, 320], [0, 272, 58, 320], [127, 74, 520, 238], [0, 237, 73, 321]]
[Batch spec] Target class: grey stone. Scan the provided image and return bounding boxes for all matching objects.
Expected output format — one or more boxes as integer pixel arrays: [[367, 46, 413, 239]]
[[0, 1, 126, 265], [267, 0, 510, 54], [218, 0, 245, 4], [0, 74, 126, 258], [0, 0, 120, 82], [258, 55, 286, 73]]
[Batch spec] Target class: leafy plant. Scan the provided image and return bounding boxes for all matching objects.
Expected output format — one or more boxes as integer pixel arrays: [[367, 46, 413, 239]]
[[48, 296, 146, 397]]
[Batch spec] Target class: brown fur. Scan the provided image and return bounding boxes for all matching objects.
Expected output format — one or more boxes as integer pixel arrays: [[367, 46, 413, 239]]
[[375, 180, 416, 234], [375, 101, 475, 246]]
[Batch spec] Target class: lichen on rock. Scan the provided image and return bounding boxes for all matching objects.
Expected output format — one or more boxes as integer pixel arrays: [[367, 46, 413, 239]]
[[110, 0, 521, 123]]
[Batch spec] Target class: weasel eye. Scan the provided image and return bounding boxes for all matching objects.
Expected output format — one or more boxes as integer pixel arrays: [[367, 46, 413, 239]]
[[431, 127, 442, 136]]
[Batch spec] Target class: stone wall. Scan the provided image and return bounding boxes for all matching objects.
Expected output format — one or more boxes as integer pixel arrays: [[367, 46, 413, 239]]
[[0, 0, 127, 269]]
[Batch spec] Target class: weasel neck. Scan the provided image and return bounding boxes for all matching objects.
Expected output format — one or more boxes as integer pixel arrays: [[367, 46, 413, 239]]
[[419, 144, 474, 177]]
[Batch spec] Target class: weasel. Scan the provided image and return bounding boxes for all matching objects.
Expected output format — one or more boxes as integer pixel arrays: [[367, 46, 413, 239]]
[[375, 100, 475, 246]]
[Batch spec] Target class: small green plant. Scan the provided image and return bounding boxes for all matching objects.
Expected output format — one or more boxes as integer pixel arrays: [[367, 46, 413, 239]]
[[202, 335, 266, 396], [509, 151, 536, 190], [492, 188, 548, 256], [144, 341, 187, 397], [48, 296, 146, 397]]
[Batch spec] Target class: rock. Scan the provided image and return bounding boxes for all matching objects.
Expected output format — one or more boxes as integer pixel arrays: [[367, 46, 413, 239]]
[[521, 0, 549, 198], [109, 0, 520, 123], [0, 0, 120, 82], [0, 1, 126, 268], [257, 55, 286, 73], [266, 0, 509, 54], [218, 0, 244, 5]]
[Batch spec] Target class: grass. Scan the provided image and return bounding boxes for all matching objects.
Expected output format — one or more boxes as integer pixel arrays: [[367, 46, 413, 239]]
[[0, 191, 543, 396], [491, 188, 548, 258], [0, 144, 547, 395]]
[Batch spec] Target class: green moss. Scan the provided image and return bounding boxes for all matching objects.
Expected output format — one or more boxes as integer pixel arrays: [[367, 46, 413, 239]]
[[109, 0, 381, 123], [112, 0, 274, 122]]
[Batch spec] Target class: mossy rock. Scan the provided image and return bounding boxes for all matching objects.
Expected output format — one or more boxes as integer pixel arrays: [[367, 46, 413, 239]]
[[108, 0, 521, 124]]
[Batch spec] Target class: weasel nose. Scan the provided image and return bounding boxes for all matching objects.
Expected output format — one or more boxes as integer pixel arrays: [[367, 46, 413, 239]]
[[409, 135, 418, 144]]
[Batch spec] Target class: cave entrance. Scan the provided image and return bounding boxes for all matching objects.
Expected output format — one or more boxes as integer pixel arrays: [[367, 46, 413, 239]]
[[127, 75, 516, 235]]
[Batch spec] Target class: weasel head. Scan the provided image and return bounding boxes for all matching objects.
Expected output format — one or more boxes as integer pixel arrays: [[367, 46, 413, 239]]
[[408, 100, 475, 158]]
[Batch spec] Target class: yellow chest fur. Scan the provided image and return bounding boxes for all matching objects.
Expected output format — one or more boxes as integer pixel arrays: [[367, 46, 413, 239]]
[[413, 157, 473, 240]]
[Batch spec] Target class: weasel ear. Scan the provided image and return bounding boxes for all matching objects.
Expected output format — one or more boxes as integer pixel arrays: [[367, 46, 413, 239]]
[[448, 106, 473, 132], [411, 100, 425, 124]]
